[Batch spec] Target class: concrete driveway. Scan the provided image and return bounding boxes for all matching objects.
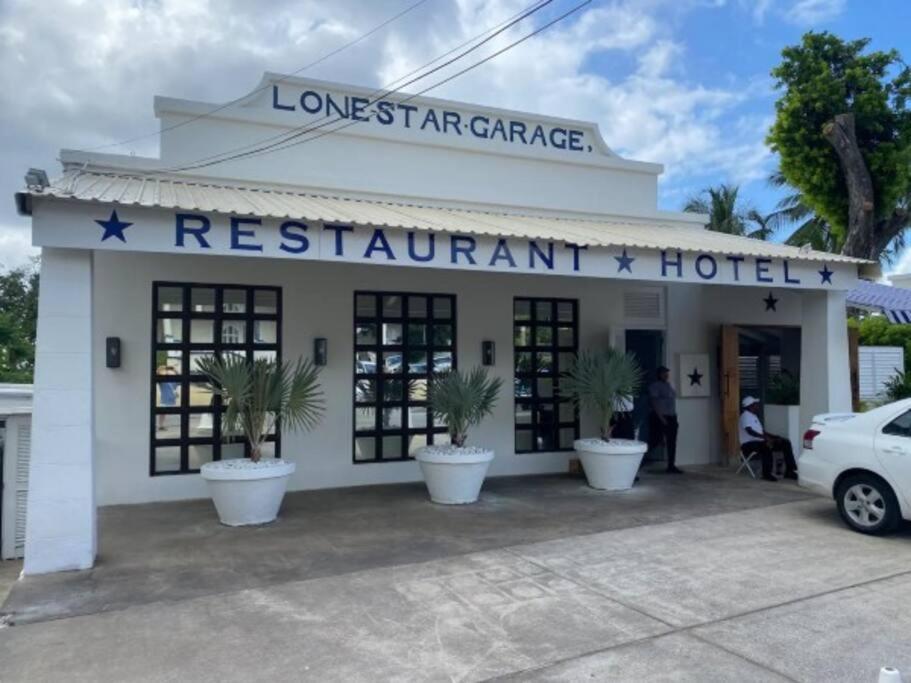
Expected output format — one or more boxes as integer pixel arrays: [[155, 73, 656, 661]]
[[1, 468, 910, 681]]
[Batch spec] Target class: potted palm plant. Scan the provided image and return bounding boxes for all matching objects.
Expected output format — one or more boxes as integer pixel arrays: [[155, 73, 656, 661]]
[[196, 354, 323, 526], [561, 348, 646, 491], [414, 367, 503, 504]]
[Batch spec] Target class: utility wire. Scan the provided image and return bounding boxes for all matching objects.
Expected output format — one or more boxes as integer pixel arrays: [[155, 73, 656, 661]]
[[82, 0, 434, 152], [156, 0, 555, 174]]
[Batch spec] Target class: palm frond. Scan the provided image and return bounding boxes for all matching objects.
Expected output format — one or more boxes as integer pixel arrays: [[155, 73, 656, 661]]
[[428, 367, 503, 447], [559, 349, 642, 441]]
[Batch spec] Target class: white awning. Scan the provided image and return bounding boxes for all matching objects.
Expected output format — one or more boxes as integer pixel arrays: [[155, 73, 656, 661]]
[[17, 169, 877, 277]]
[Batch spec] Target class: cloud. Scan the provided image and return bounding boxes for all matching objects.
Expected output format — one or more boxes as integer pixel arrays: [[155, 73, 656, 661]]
[[0, 225, 39, 270], [784, 0, 846, 25]]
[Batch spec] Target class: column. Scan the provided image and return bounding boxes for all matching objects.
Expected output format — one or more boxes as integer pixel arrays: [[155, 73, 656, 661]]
[[23, 248, 96, 574], [799, 289, 851, 433]]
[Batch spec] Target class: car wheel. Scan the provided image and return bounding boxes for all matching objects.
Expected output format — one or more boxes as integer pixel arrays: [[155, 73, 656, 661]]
[[835, 473, 900, 535]]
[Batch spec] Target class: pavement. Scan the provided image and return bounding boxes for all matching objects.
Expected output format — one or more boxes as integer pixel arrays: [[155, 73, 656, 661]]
[[1, 468, 909, 682]]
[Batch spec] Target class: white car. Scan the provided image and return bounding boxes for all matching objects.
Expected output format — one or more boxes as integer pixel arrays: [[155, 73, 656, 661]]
[[799, 398, 911, 535]]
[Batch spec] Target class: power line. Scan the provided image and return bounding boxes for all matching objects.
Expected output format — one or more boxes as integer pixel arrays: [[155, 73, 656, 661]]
[[82, 0, 435, 152], [157, 0, 558, 174], [156, 0, 554, 173]]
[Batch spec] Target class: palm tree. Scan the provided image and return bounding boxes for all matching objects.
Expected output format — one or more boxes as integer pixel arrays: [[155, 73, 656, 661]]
[[683, 184, 771, 240], [428, 367, 503, 447]]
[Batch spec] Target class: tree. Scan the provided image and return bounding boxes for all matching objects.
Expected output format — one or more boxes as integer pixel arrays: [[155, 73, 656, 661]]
[[768, 32, 911, 261], [0, 260, 40, 383], [683, 184, 772, 240]]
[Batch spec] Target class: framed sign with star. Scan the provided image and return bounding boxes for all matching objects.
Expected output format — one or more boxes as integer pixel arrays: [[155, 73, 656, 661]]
[[678, 353, 711, 398]]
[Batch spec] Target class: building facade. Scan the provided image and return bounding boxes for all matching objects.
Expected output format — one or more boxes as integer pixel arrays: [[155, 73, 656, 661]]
[[16, 75, 874, 574]]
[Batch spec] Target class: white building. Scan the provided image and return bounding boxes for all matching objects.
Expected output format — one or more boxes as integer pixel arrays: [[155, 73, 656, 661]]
[[15, 75, 875, 574]]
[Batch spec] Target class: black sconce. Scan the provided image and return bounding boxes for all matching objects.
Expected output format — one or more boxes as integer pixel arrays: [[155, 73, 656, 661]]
[[314, 337, 328, 366], [481, 340, 495, 366], [106, 337, 121, 368]]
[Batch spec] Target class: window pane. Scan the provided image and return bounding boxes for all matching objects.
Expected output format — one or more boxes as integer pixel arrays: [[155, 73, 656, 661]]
[[253, 320, 277, 345], [155, 446, 181, 473], [407, 351, 427, 374], [259, 441, 276, 459], [355, 437, 377, 461], [188, 350, 216, 374], [535, 326, 553, 346], [557, 326, 575, 347], [515, 352, 533, 374], [538, 429, 555, 451], [515, 430, 533, 452], [156, 380, 181, 408], [515, 403, 532, 425], [189, 382, 215, 407], [221, 321, 245, 344], [355, 379, 376, 403], [356, 351, 377, 374], [559, 401, 576, 422], [557, 301, 574, 322], [515, 378, 533, 398], [408, 406, 428, 429], [356, 324, 377, 346], [559, 428, 576, 449], [384, 379, 404, 402], [382, 295, 403, 318], [155, 413, 181, 439], [514, 299, 531, 321], [382, 353, 403, 374], [157, 318, 182, 344], [191, 288, 215, 313], [382, 408, 402, 429], [253, 350, 277, 364], [356, 294, 377, 318], [433, 297, 452, 319], [410, 379, 428, 401], [190, 320, 215, 344], [408, 296, 428, 318], [535, 301, 553, 322], [558, 352, 576, 372], [433, 324, 453, 348], [537, 378, 554, 399], [356, 407, 376, 432], [158, 286, 183, 312], [222, 442, 245, 460], [382, 323, 403, 346], [382, 436, 403, 459], [188, 445, 214, 470], [407, 324, 427, 346], [223, 289, 246, 313], [254, 289, 278, 314], [536, 352, 553, 373], [188, 413, 214, 438], [433, 351, 453, 373], [514, 326, 532, 346], [155, 352, 183, 376], [538, 403, 556, 428]]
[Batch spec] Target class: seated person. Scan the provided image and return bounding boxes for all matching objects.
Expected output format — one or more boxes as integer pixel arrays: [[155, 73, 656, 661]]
[[739, 396, 797, 482]]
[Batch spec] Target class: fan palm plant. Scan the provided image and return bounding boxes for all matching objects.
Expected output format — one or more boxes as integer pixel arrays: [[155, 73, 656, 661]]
[[428, 367, 503, 447], [560, 349, 643, 441], [197, 354, 324, 462]]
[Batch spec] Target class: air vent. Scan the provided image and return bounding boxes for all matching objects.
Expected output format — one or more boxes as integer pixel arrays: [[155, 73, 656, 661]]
[[623, 289, 662, 320]]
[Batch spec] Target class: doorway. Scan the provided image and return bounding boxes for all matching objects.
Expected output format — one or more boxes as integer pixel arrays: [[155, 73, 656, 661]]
[[626, 329, 665, 455]]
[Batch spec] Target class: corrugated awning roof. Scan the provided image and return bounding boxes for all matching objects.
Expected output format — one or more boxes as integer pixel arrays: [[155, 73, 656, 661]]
[[19, 170, 876, 275], [848, 280, 911, 323]]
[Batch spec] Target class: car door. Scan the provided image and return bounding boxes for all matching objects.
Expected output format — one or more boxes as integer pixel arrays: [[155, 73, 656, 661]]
[[874, 408, 911, 512]]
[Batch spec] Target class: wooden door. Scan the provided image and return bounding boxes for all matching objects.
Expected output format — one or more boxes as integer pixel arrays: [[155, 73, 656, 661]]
[[848, 326, 860, 412], [720, 325, 740, 466]]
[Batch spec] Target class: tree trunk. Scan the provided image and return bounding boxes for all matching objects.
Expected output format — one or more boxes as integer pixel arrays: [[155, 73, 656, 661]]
[[823, 113, 877, 259]]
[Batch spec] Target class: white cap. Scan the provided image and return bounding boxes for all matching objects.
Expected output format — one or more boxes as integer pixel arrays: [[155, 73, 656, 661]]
[[742, 396, 760, 408]]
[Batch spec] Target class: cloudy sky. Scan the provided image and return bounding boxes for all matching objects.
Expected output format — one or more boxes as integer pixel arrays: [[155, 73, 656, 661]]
[[1, 0, 907, 271]]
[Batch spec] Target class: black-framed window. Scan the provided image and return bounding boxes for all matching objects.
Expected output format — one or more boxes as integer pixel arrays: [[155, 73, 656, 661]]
[[353, 291, 456, 462], [150, 283, 282, 475], [514, 297, 579, 453]]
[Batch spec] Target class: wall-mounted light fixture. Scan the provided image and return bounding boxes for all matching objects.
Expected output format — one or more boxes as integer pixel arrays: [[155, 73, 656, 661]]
[[314, 337, 328, 366], [481, 340, 495, 366], [106, 337, 121, 368]]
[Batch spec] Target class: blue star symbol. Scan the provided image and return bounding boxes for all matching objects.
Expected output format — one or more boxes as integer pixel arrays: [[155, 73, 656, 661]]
[[95, 210, 133, 243], [819, 264, 833, 284], [615, 248, 635, 273]]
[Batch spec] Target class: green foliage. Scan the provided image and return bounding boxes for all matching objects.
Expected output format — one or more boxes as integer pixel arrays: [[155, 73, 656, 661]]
[[683, 184, 771, 240], [198, 355, 324, 462], [560, 349, 643, 441], [884, 370, 911, 402], [0, 260, 39, 383], [849, 316, 911, 374], [768, 32, 911, 245], [428, 367, 503, 447], [766, 371, 800, 405]]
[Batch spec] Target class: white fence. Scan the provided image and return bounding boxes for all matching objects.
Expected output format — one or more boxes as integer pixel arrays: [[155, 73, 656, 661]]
[[859, 346, 905, 400]]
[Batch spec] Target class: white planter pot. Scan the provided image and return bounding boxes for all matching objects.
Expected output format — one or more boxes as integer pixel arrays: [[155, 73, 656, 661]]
[[414, 446, 494, 504], [574, 438, 648, 491], [200, 458, 295, 526]]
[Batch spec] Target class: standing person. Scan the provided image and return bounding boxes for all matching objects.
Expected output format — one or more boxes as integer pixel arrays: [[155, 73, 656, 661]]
[[739, 396, 797, 482], [648, 366, 682, 473]]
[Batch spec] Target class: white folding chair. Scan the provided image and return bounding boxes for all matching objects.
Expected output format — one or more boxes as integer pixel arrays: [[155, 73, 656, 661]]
[[736, 447, 760, 478]]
